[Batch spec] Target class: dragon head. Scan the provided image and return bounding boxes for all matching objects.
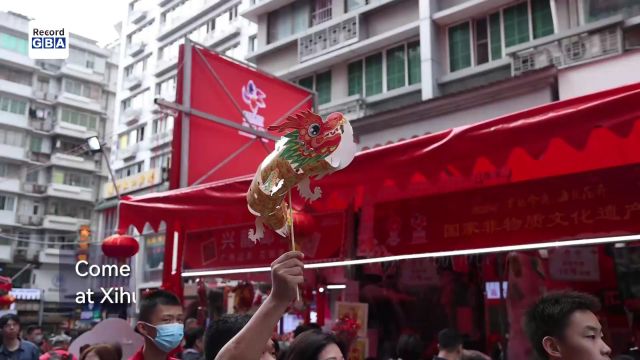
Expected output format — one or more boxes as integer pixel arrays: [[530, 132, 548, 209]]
[[269, 110, 347, 158]]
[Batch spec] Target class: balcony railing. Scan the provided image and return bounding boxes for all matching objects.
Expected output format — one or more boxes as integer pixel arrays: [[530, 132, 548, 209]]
[[124, 74, 143, 90], [299, 15, 359, 62], [127, 42, 147, 57], [318, 94, 365, 120], [312, 6, 332, 26], [510, 25, 622, 76], [150, 131, 172, 148], [23, 183, 48, 194], [130, 10, 149, 24], [16, 214, 44, 226]]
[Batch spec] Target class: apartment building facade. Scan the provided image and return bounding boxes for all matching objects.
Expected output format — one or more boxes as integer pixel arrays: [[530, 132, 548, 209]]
[[101, 0, 257, 297], [242, 0, 640, 149], [0, 11, 118, 325]]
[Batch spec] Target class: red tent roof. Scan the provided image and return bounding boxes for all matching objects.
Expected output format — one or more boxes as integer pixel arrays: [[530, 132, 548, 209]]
[[119, 82, 640, 233]]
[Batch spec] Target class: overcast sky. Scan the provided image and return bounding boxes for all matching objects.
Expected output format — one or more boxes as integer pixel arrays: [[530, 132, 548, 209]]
[[2, 0, 129, 46]]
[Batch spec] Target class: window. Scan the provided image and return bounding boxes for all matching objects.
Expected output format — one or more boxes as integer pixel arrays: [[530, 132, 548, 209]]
[[407, 41, 421, 85], [249, 35, 257, 53], [119, 133, 129, 150], [386, 45, 406, 91], [64, 78, 101, 100], [26, 169, 38, 183], [60, 108, 99, 130], [0, 163, 18, 178], [229, 5, 239, 20], [152, 116, 174, 134], [296, 72, 331, 105], [315, 71, 331, 105], [448, 22, 471, 72], [115, 162, 144, 179], [151, 153, 171, 169], [30, 136, 43, 153], [298, 76, 313, 90], [122, 90, 149, 111], [125, 57, 147, 78], [531, 0, 554, 38], [37, 78, 49, 92], [0, 32, 28, 55], [312, 0, 332, 25], [346, 0, 366, 12], [447, 1, 554, 73], [0, 128, 24, 147], [0, 194, 15, 211], [0, 95, 27, 115], [156, 76, 176, 101], [52, 170, 92, 187], [268, 1, 310, 43], [365, 53, 383, 96], [489, 12, 502, 60], [0, 65, 32, 85], [69, 48, 101, 70], [584, 0, 640, 23], [475, 18, 489, 65], [503, 2, 530, 47], [0, 163, 8, 177], [348, 61, 363, 96]]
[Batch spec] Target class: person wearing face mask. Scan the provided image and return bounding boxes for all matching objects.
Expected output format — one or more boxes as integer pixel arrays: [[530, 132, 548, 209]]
[[524, 291, 612, 360], [25, 326, 44, 351], [129, 289, 184, 360]]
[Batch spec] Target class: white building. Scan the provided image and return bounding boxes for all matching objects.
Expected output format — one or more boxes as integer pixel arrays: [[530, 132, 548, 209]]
[[101, 0, 257, 298], [242, 0, 640, 149], [0, 11, 118, 326]]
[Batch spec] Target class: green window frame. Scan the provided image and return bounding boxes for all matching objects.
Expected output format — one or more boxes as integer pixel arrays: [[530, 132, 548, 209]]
[[503, 2, 530, 47], [531, 0, 554, 39], [386, 45, 406, 91], [407, 41, 421, 85], [489, 12, 502, 60], [298, 76, 313, 91], [448, 22, 471, 72], [30, 137, 43, 153], [347, 60, 363, 96], [365, 53, 382, 96], [316, 71, 331, 105]]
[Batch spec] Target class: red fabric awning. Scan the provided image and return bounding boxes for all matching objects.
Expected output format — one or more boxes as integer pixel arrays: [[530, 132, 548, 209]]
[[120, 82, 640, 234]]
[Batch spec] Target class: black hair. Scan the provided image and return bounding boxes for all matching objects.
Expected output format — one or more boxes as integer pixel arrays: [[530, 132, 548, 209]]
[[438, 329, 462, 352], [0, 314, 20, 330], [204, 314, 251, 360], [524, 291, 601, 360], [397, 333, 424, 360], [293, 323, 321, 338], [138, 289, 182, 324], [283, 330, 346, 360], [184, 327, 204, 349], [26, 325, 42, 335]]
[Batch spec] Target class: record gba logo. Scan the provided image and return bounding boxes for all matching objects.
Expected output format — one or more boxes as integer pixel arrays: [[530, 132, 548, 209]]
[[28, 21, 69, 59]]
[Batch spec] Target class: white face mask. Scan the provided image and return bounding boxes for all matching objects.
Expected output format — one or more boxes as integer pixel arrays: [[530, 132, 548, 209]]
[[33, 335, 44, 344]]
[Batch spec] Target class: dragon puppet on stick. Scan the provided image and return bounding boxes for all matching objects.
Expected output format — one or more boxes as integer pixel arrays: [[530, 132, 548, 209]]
[[247, 110, 356, 242]]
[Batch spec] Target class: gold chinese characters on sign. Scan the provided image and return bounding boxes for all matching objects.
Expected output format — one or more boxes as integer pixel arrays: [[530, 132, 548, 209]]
[[102, 168, 162, 198]]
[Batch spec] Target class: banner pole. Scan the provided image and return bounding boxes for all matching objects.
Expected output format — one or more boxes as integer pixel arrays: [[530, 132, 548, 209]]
[[180, 37, 192, 188]]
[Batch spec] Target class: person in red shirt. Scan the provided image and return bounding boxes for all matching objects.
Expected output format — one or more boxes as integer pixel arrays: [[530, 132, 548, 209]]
[[129, 289, 184, 360]]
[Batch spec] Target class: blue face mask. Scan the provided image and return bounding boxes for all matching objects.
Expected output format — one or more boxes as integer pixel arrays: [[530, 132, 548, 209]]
[[143, 323, 184, 353]]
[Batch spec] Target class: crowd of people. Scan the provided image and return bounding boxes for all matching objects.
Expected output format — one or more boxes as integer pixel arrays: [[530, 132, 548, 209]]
[[1, 251, 638, 360]]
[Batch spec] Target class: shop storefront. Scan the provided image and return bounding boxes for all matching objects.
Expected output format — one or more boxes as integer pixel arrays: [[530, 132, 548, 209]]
[[118, 82, 640, 358]]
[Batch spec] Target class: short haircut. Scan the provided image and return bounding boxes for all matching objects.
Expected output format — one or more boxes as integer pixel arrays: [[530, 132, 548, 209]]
[[438, 329, 462, 352], [524, 291, 601, 360], [0, 314, 20, 329], [184, 327, 204, 349], [293, 323, 321, 338], [26, 325, 42, 335], [204, 314, 251, 360], [397, 333, 424, 360], [80, 343, 122, 360], [138, 289, 181, 324], [283, 330, 346, 360]]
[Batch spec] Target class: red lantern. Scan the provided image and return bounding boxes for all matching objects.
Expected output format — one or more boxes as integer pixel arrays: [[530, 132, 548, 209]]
[[0, 294, 15, 308], [293, 212, 316, 236], [101, 232, 139, 258]]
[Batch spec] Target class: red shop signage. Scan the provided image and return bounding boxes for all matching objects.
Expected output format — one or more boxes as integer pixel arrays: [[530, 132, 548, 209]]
[[184, 211, 348, 271], [373, 164, 640, 256]]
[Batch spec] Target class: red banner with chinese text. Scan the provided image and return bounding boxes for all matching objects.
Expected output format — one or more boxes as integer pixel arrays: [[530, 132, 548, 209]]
[[183, 212, 348, 271], [372, 164, 640, 255]]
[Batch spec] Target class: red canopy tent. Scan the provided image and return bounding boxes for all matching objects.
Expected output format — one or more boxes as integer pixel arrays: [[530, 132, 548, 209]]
[[119, 82, 640, 297]]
